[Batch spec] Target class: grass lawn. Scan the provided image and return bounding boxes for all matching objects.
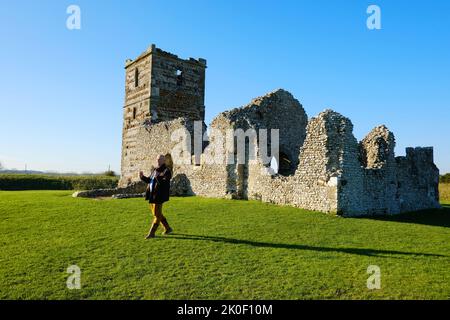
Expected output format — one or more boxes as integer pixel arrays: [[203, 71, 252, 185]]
[[0, 190, 449, 300]]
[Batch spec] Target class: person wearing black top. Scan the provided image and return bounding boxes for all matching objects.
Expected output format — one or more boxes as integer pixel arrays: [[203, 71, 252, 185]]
[[139, 154, 173, 239]]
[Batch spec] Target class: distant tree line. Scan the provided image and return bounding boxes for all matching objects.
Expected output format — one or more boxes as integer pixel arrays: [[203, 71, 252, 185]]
[[0, 174, 119, 191], [440, 173, 450, 183]]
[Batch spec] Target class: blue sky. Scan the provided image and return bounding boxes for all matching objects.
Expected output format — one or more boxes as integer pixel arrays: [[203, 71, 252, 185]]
[[0, 0, 449, 173]]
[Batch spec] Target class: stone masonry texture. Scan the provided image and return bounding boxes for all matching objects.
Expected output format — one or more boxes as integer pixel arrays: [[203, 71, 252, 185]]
[[76, 45, 441, 216]]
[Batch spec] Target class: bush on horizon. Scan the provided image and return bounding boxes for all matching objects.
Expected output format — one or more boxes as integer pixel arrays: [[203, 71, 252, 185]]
[[440, 173, 450, 183], [0, 174, 119, 191]]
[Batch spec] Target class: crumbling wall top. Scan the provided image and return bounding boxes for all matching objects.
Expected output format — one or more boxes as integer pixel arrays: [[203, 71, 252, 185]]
[[359, 125, 395, 169], [125, 44, 207, 68], [216, 89, 306, 125]]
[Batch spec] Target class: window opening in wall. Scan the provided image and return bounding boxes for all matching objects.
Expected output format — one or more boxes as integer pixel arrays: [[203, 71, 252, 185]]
[[176, 69, 183, 86], [134, 68, 139, 87], [278, 152, 292, 176], [269, 156, 278, 175]]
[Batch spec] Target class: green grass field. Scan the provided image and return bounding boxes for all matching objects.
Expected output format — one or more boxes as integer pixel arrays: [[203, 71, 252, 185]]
[[0, 190, 449, 300]]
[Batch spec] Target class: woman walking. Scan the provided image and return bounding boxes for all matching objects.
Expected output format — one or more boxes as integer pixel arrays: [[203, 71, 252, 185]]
[[139, 154, 173, 239]]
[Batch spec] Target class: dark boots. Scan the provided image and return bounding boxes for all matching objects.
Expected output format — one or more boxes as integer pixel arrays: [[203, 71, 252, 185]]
[[160, 217, 173, 235], [145, 218, 172, 239], [145, 223, 159, 239]]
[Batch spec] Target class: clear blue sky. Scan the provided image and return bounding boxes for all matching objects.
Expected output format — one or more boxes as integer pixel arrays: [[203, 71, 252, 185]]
[[0, 0, 449, 174]]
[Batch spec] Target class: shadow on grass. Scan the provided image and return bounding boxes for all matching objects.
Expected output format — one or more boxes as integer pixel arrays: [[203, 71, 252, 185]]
[[169, 233, 446, 258], [362, 205, 450, 228]]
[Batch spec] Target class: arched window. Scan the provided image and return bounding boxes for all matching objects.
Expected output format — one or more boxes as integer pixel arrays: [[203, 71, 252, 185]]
[[269, 156, 278, 175]]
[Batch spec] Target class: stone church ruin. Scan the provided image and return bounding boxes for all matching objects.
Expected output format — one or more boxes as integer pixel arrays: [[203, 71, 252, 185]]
[[74, 45, 440, 216]]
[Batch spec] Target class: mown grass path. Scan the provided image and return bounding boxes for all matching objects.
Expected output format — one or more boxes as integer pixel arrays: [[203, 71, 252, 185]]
[[0, 191, 449, 299]]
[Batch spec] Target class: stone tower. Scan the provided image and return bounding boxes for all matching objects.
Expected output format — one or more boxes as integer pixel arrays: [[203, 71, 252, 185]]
[[123, 44, 206, 124], [120, 44, 207, 185]]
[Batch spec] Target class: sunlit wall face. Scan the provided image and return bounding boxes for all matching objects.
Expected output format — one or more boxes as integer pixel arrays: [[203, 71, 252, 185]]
[[0, 0, 449, 174]]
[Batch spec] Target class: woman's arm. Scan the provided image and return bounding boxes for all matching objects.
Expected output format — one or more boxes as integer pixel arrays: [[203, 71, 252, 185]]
[[139, 171, 151, 183]]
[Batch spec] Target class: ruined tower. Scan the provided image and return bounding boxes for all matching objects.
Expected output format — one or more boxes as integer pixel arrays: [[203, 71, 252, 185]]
[[120, 44, 206, 185], [123, 44, 206, 124], [111, 45, 440, 216]]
